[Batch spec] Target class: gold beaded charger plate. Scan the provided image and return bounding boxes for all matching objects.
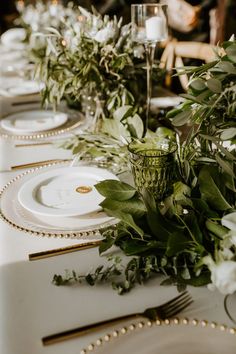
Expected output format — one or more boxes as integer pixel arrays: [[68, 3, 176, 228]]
[[0, 162, 118, 239], [1, 110, 68, 134], [84, 318, 236, 354], [0, 111, 84, 140]]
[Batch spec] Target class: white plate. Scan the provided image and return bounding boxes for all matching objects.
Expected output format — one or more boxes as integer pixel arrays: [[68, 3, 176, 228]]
[[1, 28, 26, 50], [0, 162, 117, 238], [90, 319, 236, 354], [6, 80, 44, 96], [18, 166, 119, 217], [1, 110, 68, 134]]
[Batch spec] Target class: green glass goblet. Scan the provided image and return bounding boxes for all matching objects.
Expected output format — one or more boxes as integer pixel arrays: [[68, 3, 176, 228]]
[[128, 140, 177, 202]]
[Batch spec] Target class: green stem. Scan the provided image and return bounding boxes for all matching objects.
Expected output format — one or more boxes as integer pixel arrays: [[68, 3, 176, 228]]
[[205, 219, 228, 238]]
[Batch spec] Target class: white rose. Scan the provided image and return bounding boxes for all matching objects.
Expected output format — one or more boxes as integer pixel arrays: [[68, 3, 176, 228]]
[[210, 261, 236, 295], [63, 30, 79, 52], [73, 23, 81, 35], [94, 25, 115, 43], [222, 212, 236, 231], [134, 45, 145, 58]]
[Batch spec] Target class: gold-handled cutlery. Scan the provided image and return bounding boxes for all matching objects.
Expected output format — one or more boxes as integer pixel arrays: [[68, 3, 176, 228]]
[[29, 240, 102, 261], [42, 291, 193, 346], [15, 142, 53, 147], [11, 159, 70, 170]]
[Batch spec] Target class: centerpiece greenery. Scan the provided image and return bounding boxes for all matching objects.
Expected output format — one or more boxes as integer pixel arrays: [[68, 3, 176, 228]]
[[53, 39, 236, 296], [32, 6, 166, 138]]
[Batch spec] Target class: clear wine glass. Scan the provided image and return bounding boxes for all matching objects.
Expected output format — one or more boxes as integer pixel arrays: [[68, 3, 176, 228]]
[[131, 4, 168, 136]]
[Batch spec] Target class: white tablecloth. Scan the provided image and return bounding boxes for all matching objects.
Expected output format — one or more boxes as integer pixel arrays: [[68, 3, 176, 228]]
[[0, 145, 235, 354], [1, 30, 235, 354]]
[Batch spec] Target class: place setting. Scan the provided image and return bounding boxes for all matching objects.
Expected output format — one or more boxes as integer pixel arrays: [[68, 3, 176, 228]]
[[0, 2, 236, 354], [0, 108, 84, 140], [0, 161, 119, 238]]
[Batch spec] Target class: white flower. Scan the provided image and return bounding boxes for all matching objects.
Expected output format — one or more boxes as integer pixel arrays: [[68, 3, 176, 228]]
[[221, 212, 236, 247], [222, 212, 236, 232], [210, 261, 236, 295], [133, 45, 145, 59], [94, 24, 115, 43]]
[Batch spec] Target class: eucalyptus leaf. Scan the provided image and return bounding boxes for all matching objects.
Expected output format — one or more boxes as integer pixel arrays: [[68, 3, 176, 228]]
[[127, 113, 144, 139], [113, 106, 133, 121], [215, 154, 235, 178], [171, 110, 192, 127], [166, 232, 190, 257], [190, 78, 206, 91], [95, 180, 137, 201], [184, 211, 203, 244], [221, 128, 236, 140], [198, 167, 232, 211], [225, 44, 236, 63], [104, 210, 144, 237], [218, 61, 236, 74], [101, 118, 130, 141], [100, 198, 146, 218], [206, 78, 222, 93]]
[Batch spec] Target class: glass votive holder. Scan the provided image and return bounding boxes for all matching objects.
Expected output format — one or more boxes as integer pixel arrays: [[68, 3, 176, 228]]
[[128, 139, 177, 202]]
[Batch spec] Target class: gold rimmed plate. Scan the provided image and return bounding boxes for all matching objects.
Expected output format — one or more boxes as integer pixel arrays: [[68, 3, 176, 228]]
[[0, 110, 84, 140], [82, 318, 236, 354], [0, 161, 117, 239]]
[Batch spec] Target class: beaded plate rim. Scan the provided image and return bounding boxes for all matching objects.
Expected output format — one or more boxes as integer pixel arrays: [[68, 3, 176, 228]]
[[80, 317, 236, 354], [0, 161, 118, 239], [0, 112, 84, 140]]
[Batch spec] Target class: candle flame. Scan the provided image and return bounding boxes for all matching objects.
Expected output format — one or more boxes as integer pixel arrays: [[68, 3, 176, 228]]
[[61, 39, 67, 47]]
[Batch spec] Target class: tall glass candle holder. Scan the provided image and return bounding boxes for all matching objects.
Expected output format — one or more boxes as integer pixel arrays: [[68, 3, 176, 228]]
[[131, 4, 168, 136]]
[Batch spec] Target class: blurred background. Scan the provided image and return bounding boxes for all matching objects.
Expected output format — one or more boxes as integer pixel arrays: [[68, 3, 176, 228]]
[[0, 0, 235, 43]]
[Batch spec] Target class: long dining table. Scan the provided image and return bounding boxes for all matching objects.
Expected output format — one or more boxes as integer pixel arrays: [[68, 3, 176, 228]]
[[0, 141, 235, 354]]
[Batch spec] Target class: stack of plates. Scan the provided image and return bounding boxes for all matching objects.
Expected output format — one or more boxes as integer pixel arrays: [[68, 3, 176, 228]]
[[0, 164, 119, 238]]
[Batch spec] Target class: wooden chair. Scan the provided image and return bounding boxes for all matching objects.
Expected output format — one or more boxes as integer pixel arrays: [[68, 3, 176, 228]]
[[160, 41, 216, 91]]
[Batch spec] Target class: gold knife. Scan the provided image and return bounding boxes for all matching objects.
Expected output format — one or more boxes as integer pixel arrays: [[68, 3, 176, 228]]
[[11, 159, 70, 170], [15, 142, 53, 147], [29, 240, 102, 261]]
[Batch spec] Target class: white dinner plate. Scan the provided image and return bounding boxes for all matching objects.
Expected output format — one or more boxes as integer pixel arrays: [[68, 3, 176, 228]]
[[0, 162, 118, 238], [1, 110, 68, 134], [89, 319, 236, 354], [18, 166, 119, 217], [1, 28, 26, 50]]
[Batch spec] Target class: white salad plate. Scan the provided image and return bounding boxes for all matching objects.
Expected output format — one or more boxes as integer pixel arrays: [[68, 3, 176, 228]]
[[89, 318, 236, 354], [6, 80, 44, 96], [18, 166, 119, 217], [0, 163, 118, 239], [1, 110, 68, 134], [1, 28, 27, 50]]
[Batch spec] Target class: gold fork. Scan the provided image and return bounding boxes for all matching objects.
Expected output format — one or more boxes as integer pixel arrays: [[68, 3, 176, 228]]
[[42, 290, 193, 346]]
